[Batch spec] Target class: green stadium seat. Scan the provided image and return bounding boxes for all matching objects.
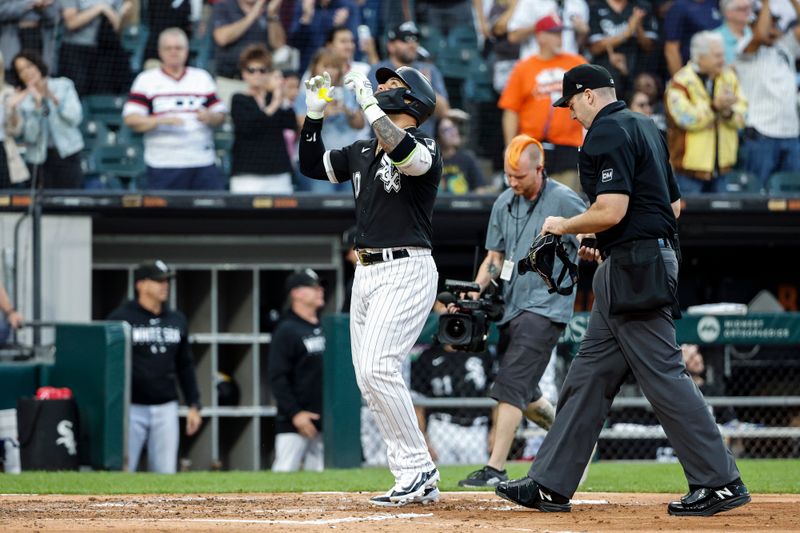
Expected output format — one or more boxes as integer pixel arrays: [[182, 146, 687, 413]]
[[767, 171, 800, 194], [93, 144, 146, 187], [80, 119, 114, 150], [438, 26, 479, 80], [117, 125, 144, 149], [722, 170, 763, 194], [463, 58, 495, 103], [419, 25, 447, 61], [121, 24, 148, 72], [83, 95, 128, 130]]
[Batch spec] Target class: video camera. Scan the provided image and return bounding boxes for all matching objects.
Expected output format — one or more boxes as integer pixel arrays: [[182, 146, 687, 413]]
[[436, 279, 504, 352]]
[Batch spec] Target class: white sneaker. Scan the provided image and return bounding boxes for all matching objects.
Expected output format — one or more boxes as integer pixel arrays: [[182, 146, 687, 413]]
[[369, 468, 440, 507]]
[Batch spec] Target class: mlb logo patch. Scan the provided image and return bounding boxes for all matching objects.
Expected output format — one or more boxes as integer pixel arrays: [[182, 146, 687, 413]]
[[601, 168, 613, 182]]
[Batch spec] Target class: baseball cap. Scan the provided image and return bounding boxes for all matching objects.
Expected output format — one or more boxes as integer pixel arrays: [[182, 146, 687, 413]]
[[134, 260, 174, 282], [387, 21, 420, 42], [553, 64, 615, 108], [285, 268, 321, 292], [534, 14, 564, 33]]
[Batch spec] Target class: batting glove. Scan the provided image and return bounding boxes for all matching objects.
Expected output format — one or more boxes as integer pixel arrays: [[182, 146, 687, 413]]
[[304, 71, 334, 120], [344, 71, 385, 124]]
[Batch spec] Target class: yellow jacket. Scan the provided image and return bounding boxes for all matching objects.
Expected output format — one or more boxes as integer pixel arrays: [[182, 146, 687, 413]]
[[665, 64, 747, 180]]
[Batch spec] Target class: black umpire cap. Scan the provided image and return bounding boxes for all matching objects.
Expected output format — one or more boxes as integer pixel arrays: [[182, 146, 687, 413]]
[[553, 64, 615, 108], [134, 260, 174, 282]]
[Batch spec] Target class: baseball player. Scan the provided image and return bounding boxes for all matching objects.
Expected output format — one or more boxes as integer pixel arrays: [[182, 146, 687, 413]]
[[298, 66, 442, 506], [411, 342, 494, 465]]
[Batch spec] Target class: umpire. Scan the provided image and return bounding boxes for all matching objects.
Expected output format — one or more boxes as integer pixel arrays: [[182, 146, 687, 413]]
[[495, 64, 750, 517]]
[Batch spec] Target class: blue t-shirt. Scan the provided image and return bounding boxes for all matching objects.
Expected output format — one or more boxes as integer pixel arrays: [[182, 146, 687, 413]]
[[485, 181, 587, 325], [664, 0, 723, 63]]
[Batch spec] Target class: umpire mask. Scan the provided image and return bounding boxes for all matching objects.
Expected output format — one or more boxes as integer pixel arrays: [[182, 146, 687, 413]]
[[517, 233, 578, 296]]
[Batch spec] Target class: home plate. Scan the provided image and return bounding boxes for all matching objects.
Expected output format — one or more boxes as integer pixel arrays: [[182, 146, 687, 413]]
[[573, 499, 609, 505]]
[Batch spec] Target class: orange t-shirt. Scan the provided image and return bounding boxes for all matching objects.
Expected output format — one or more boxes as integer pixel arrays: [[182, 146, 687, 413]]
[[498, 53, 587, 147]]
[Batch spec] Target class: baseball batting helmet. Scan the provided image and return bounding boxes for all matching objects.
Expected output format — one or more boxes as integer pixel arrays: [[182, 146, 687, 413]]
[[374, 66, 437, 125], [517, 233, 578, 295]]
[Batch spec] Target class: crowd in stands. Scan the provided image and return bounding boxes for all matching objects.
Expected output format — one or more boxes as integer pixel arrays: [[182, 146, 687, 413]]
[[0, 0, 799, 195]]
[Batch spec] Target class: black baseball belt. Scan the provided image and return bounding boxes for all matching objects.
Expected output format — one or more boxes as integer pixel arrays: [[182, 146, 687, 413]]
[[357, 248, 410, 266]]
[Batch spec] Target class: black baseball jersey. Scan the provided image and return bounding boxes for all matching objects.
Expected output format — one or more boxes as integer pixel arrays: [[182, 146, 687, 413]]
[[268, 310, 325, 434], [578, 101, 680, 251], [299, 117, 442, 249], [411, 345, 494, 426], [107, 300, 200, 407]]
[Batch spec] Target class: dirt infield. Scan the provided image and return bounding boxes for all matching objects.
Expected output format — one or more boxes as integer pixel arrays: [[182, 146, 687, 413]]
[[1, 491, 798, 532]]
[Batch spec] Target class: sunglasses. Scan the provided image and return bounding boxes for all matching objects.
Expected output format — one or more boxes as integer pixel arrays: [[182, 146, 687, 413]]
[[245, 66, 271, 74]]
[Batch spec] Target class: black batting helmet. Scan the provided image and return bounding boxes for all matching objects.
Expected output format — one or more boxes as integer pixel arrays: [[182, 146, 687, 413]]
[[375, 66, 436, 125]]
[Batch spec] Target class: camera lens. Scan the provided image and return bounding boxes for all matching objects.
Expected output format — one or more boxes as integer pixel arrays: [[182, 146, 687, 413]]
[[446, 319, 466, 338]]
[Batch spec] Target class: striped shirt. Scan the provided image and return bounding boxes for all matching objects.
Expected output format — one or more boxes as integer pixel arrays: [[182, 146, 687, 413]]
[[123, 67, 227, 168], [735, 31, 800, 138]]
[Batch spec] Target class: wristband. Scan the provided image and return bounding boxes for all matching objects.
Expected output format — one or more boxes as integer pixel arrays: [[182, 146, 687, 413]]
[[364, 103, 385, 125], [307, 110, 324, 120]]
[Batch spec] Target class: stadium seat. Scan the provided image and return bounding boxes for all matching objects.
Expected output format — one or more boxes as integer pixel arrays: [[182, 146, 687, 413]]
[[767, 171, 800, 194], [189, 30, 214, 71], [93, 144, 146, 188], [419, 25, 447, 61], [463, 58, 495, 103], [117, 126, 144, 149], [438, 26, 479, 80], [83, 95, 128, 130], [80, 120, 114, 150], [121, 24, 148, 72], [722, 170, 763, 194]]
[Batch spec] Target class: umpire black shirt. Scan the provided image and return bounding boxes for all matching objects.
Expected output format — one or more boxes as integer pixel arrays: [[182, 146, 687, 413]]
[[108, 300, 200, 407], [578, 101, 680, 251], [268, 310, 325, 434]]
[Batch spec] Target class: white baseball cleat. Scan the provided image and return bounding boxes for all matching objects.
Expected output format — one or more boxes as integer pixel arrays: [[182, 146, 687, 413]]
[[369, 469, 440, 507]]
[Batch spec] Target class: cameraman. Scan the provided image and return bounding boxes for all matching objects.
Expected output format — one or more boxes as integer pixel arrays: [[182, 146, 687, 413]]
[[457, 135, 586, 488]]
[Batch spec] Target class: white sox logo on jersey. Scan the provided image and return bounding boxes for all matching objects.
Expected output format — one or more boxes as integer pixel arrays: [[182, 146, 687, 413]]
[[152, 94, 208, 114], [376, 154, 401, 193]]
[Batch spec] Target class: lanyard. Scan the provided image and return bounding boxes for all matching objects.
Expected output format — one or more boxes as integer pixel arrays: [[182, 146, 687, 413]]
[[506, 179, 546, 261]]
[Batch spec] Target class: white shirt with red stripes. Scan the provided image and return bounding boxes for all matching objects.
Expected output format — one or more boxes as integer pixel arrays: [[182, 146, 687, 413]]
[[123, 67, 227, 169]]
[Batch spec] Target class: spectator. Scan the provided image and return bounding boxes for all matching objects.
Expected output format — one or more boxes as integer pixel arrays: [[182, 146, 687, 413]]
[[295, 48, 363, 193], [230, 44, 296, 193], [212, 0, 286, 79], [633, 71, 667, 132], [485, 0, 523, 93], [289, 0, 361, 75], [0, 0, 59, 78], [10, 50, 84, 189], [268, 268, 326, 472], [715, 0, 754, 64], [368, 21, 450, 137], [1, 51, 28, 188], [412, 341, 494, 465], [664, 0, 723, 75], [123, 28, 228, 191], [665, 30, 746, 194], [735, 0, 800, 189], [108, 260, 202, 474], [507, 0, 590, 58], [505, 0, 557, 59], [325, 25, 370, 77], [498, 14, 586, 191], [281, 70, 301, 179], [587, 0, 658, 96], [58, 0, 133, 96], [437, 115, 488, 194], [628, 89, 654, 115], [143, 0, 193, 63]]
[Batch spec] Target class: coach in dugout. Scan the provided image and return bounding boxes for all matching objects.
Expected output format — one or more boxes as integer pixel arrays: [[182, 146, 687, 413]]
[[123, 28, 227, 190], [108, 260, 202, 473]]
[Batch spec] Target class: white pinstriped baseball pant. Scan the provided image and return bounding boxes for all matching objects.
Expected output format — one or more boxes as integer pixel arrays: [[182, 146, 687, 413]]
[[350, 248, 438, 480]]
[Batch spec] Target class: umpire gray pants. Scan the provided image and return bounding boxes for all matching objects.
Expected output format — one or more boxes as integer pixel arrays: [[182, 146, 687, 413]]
[[530, 248, 739, 497]]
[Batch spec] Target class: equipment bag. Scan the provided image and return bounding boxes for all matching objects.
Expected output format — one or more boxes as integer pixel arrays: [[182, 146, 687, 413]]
[[17, 398, 80, 471]]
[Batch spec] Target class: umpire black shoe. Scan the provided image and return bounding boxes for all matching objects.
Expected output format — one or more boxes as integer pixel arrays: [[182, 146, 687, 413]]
[[667, 479, 751, 516], [370, 468, 440, 507], [458, 466, 508, 488], [495, 477, 572, 512]]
